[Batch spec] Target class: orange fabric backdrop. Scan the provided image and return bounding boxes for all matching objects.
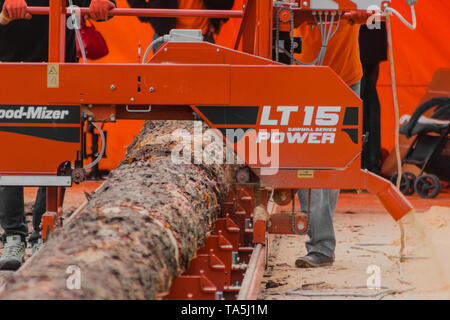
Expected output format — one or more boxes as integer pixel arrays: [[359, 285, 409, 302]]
[[377, 0, 450, 151], [90, 0, 449, 169]]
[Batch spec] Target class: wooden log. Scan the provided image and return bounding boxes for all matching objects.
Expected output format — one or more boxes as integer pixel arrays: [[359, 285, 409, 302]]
[[0, 120, 231, 299]]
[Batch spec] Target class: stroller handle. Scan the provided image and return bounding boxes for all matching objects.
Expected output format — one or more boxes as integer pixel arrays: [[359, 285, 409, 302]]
[[400, 97, 450, 138]]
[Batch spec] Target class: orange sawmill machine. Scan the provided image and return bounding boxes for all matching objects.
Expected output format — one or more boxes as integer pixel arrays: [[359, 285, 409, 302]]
[[0, 0, 418, 299]]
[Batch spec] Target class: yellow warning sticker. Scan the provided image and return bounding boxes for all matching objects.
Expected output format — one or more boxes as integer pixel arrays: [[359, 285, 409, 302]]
[[297, 170, 314, 178], [47, 64, 59, 88]]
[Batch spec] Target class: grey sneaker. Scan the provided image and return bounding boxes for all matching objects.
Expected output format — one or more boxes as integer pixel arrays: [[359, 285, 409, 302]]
[[295, 252, 334, 268], [31, 238, 44, 255], [0, 235, 26, 270]]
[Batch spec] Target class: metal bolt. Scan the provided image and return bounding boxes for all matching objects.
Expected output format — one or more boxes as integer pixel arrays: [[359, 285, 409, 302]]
[[110, 84, 116, 91], [303, 1, 308, 6], [164, 48, 168, 52], [149, 87, 155, 93], [110, 115, 116, 122], [217, 48, 220, 52], [130, 97, 135, 102]]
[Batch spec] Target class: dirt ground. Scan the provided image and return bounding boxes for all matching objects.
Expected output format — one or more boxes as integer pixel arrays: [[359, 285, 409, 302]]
[[258, 189, 450, 300]]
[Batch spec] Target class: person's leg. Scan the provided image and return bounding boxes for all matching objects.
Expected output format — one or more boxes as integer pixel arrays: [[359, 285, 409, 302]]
[[350, 79, 361, 97], [296, 80, 361, 267], [367, 64, 382, 174], [0, 187, 27, 270], [29, 187, 66, 246], [0, 187, 28, 242], [361, 63, 371, 170], [203, 32, 215, 44], [361, 63, 382, 174], [297, 189, 339, 258]]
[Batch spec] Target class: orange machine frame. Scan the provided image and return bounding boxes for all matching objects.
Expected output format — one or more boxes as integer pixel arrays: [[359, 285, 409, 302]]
[[0, 0, 412, 241]]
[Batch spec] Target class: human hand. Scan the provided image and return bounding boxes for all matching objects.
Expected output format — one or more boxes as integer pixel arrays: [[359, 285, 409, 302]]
[[1, 0, 32, 24], [89, 0, 115, 21]]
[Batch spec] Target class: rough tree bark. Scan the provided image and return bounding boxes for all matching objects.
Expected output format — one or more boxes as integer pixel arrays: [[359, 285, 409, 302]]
[[0, 120, 231, 299]]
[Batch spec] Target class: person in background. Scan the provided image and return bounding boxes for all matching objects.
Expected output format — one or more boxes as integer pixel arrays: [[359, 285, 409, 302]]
[[0, 0, 115, 270], [126, 0, 235, 52], [359, 22, 387, 175]]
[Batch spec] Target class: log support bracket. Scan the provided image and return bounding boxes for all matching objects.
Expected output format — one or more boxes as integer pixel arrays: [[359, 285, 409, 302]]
[[164, 185, 264, 300]]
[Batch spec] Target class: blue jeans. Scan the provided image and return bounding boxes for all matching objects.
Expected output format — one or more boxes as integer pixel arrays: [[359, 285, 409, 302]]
[[0, 186, 65, 243], [297, 80, 361, 258]]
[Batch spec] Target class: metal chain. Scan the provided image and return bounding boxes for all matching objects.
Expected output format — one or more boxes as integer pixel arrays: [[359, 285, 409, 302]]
[[275, 5, 295, 65]]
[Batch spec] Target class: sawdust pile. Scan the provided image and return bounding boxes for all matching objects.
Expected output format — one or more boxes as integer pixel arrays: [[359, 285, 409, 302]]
[[396, 206, 450, 291]]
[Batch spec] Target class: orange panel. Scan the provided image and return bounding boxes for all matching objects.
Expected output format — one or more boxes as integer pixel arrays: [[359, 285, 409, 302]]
[[85, 120, 144, 170], [0, 63, 230, 105], [0, 131, 80, 174]]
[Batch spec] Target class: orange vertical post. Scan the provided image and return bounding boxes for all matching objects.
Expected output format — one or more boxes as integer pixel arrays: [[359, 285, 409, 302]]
[[242, 0, 273, 59], [48, 0, 66, 62], [42, 187, 59, 240], [256, 0, 272, 59], [241, 0, 257, 55], [46, 187, 58, 213]]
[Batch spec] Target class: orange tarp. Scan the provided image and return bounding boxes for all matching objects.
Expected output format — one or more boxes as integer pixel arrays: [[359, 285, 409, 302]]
[[88, 0, 449, 170], [377, 0, 450, 152]]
